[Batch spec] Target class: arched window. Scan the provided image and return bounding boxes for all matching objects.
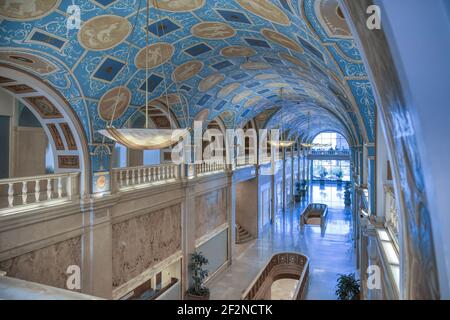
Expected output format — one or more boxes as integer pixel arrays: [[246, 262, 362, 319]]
[[311, 132, 349, 151], [311, 132, 351, 183]]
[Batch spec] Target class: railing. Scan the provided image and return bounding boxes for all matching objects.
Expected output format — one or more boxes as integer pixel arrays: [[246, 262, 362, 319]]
[[242, 252, 309, 300], [258, 154, 271, 164], [112, 164, 180, 191], [0, 172, 80, 214], [310, 149, 351, 156], [236, 155, 257, 168], [196, 159, 225, 176]]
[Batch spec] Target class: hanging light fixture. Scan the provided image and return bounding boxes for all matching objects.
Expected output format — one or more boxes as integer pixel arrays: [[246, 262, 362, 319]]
[[99, 0, 190, 150], [269, 88, 295, 148]]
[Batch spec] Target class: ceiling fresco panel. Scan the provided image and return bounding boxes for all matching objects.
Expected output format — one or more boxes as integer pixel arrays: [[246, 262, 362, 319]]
[[0, 0, 377, 157]]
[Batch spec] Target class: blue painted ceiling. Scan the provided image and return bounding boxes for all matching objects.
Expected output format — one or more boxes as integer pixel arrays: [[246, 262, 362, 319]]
[[0, 0, 376, 147]]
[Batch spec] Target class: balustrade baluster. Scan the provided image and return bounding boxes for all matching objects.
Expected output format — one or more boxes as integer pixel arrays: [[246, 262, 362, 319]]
[[47, 178, 52, 200], [8, 183, 14, 208], [125, 170, 129, 186], [22, 181, 28, 205], [66, 176, 72, 200], [57, 177, 63, 198], [35, 179, 40, 202]]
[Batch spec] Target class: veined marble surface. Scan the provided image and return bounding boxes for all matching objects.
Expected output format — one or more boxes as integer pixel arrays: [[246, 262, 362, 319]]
[[209, 184, 355, 300], [0, 236, 81, 290], [195, 188, 227, 240], [112, 204, 181, 288]]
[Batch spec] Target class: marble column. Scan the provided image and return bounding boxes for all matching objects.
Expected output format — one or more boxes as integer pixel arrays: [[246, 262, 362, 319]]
[[80, 196, 115, 299]]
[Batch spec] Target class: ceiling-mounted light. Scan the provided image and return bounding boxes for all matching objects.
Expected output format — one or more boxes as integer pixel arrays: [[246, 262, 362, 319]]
[[98, 0, 190, 150], [98, 128, 189, 150]]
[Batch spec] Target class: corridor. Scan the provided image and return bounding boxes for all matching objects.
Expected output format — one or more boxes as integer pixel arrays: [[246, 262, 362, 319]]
[[209, 184, 356, 300]]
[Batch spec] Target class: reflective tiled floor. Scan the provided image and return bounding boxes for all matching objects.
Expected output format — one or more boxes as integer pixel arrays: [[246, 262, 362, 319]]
[[209, 183, 356, 300]]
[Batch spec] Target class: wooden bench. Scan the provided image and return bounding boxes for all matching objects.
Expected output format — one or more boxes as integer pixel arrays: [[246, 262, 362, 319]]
[[300, 203, 328, 229]]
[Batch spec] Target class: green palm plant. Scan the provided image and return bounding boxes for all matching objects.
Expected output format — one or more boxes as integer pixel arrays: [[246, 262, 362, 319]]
[[335, 273, 360, 300]]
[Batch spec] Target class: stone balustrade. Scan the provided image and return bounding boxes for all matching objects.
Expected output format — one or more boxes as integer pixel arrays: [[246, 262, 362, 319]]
[[0, 172, 79, 215], [236, 155, 257, 167], [242, 252, 309, 300], [310, 149, 350, 156], [112, 164, 180, 191], [196, 159, 226, 176]]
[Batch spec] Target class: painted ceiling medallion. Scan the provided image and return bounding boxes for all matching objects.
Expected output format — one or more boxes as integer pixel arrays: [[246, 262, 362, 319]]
[[172, 60, 203, 82], [0, 51, 57, 74], [266, 82, 289, 88], [279, 52, 309, 70], [244, 96, 262, 108], [198, 74, 225, 92], [255, 73, 279, 80], [79, 15, 131, 51], [240, 61, 270, 70], [135, 43, 174, 69], [98, 86, 131, 121], [153, 0, 205, 12], [0, 0, 60, 21], [261, 29, 303, 53], [191, 22, 236, 39], [232, 90, 252, 104], [220, 46, 256, 58], [236, 0, 290, 26], [219, 110, 235, 123], [217, 83, 240, 98]]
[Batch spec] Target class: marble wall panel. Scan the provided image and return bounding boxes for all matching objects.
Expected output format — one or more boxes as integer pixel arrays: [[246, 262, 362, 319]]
[[195, 188, 227, 239], [112, 204, 181, 288], [0, 237, 81, 290]]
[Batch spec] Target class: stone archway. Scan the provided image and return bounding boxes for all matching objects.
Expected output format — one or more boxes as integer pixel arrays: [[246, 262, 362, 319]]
[[0, 65, 91, 195]]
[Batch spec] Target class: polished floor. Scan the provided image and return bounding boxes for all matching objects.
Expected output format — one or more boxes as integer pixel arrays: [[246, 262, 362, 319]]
[[209, 183, 356, 300]]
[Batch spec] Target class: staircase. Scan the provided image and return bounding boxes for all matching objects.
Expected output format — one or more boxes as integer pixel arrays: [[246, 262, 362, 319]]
[[236, 224, 253, 244]]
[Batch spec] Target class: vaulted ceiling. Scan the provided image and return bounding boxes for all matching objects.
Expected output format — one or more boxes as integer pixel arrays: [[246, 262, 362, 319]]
[[0, 0, 376, 149]]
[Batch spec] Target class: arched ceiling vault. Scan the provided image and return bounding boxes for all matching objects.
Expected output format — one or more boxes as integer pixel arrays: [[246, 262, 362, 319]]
[[0, 0, 376, 151]]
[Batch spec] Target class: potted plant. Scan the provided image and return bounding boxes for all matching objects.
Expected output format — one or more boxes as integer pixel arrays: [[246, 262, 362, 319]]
[[186, 251, 210, 300], [319, 166, 327, 188], [336, 273, 360, 300], [344, 182, 352, 206], [335, 168, 344, 187]]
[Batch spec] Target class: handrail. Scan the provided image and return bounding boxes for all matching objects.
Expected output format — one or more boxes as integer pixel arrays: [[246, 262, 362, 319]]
[[309, 150, 350, 156], [241, 252, 309, 300], [0, 172, 80, 213], [112, 163, 180, 191], [236, 155, 257, 167], [196, 159, 225, 175]]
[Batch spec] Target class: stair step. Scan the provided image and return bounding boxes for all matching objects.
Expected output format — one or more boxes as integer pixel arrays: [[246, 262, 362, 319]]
[[236, 224, 253, 244]]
